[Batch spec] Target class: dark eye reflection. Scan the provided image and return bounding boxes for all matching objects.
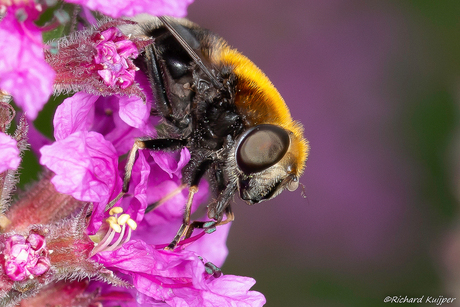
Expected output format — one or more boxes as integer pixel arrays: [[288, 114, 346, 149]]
[[236, 124, 290, 174]]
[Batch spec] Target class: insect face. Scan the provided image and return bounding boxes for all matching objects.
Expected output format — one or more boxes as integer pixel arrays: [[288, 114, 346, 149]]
[[230, 124, 300, 204]]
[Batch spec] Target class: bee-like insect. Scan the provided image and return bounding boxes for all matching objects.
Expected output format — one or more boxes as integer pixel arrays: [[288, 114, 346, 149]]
[[114, 16, 309, 249]]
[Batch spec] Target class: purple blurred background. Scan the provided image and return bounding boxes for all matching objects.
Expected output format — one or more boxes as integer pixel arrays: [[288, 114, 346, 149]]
[[186, 1, 460, 306]]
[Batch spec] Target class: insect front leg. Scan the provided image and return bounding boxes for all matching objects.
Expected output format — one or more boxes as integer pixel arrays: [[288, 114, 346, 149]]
[[166, 186, 236, 250], [106, 138, 186, 210], [144, 44, 191, 130]]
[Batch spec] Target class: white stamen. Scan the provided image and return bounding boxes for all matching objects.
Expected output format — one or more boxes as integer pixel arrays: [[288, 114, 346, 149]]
[[120, 227, 132, 247], [104, 224, 126, 252], [90, 212, 137, 255], [90, 228, 116, 256]]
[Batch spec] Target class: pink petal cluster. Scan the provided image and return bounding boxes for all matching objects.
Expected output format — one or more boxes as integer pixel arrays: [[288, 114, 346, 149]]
[[93, 27, 139, 89], [2, 234, 51, 281], [0, 132, 21, 173], [46, 22, 151, 100]]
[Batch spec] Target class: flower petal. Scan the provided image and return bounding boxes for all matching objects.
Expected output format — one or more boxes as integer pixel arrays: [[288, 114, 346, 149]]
[[0, 132, 21, 173], [54, 92, 98, 140], [94, 240, 265, 307], [124, 150, 151, 223], [39, 131, 120, 203], [152, 147, 191, 179], [65, 0, 194, 18], [0, 7, 55, 120], [118, 94, 149, 129], [200, 275, 266, 307]]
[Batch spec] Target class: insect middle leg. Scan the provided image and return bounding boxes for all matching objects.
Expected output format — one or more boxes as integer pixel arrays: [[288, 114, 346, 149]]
[[165, 159, 214, 250], [166, 185, 199, 250]]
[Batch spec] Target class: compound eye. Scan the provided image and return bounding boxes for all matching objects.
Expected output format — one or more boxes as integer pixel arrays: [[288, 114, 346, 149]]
[[236, 125, 290, 174]]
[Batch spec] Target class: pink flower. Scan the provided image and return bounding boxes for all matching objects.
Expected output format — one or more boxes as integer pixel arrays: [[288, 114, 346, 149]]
[[39, 130, 121, 204], [36, 86, 247, 305], [0, 132, 21, 173], [93, 27, 139, 89], [47, 23, 151, 99], [0, 4, 55, 120], [2, 234, 51, 281], [65, 0, 194, 18], [93, 240, 266, 307], [40, 89, 155, 233]]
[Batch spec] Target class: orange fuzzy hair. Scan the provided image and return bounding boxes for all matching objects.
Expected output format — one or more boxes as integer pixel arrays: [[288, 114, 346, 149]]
[[214, 46, 309, 177]]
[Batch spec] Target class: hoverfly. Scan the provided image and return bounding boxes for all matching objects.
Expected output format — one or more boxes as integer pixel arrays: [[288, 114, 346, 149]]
[[112, 16, 309, 249]]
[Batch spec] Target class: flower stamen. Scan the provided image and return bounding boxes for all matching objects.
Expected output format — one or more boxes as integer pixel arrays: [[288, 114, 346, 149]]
[[127, 219, 137, 230], [90, 207, 137, 256], [109, 207, 123, 216]]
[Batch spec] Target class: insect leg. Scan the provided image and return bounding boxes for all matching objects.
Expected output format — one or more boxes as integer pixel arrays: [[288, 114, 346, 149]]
[[106, 138, 186, 210], [207, 181, 238, 221], [144, 44, 173, 120], [166, 159, 213, 250], [166, 185, 198, 250], [183, 205, 235, 239]]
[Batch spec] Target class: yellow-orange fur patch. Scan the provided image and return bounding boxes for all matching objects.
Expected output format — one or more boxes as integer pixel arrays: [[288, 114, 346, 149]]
[[214, 46, 309, 176]]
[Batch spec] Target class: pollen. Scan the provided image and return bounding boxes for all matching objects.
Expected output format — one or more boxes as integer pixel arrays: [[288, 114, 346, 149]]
[[109, 207, 123, 215], [117, 214, 130, 225], [127, 219, 137, 230], [109, 222, 121, 233]]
